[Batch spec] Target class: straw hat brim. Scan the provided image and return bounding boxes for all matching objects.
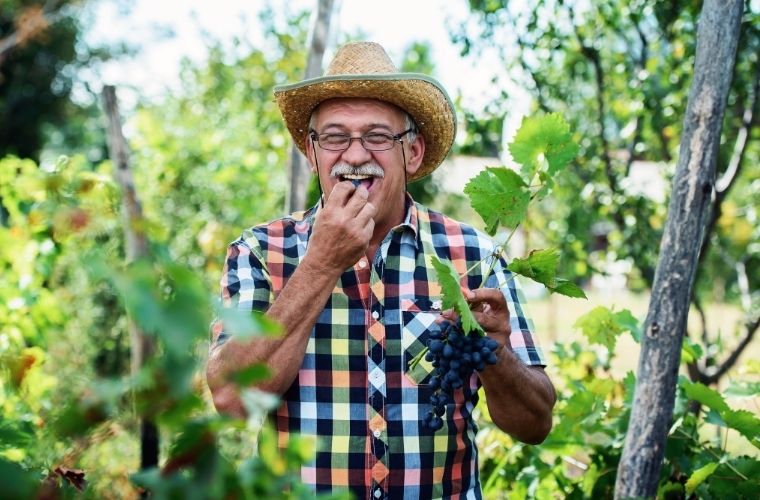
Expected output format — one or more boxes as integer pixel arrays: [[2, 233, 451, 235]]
[[274, 73, 456, 182]]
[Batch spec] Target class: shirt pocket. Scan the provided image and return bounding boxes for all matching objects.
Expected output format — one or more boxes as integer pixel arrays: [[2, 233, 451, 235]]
[[401, 297, 443, 385]]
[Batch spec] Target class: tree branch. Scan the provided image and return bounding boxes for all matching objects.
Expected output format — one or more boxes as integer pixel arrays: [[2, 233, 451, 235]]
[[568, 5, 617, 196], [704, 313, 759, 385], [623, 14, 650, 177]]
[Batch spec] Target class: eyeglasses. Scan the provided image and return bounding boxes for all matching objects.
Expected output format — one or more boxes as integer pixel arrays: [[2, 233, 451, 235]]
[[309, 128, 415, 152]]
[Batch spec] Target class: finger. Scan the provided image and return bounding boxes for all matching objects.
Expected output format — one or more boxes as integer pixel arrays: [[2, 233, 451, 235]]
[[325, 181, 356, 208], [436, 309, 458, 323], [354, 200, 376, 224], [344, 188, 371, 218], [471, 310, 504, 332], [466, 288, 507, 311]]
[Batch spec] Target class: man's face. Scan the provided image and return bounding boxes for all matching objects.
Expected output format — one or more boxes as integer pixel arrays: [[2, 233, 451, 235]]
[[306, 98, 425, 230]]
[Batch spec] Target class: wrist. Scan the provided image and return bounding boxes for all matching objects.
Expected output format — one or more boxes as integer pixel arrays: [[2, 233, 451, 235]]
[[301, 250, 346, 280]]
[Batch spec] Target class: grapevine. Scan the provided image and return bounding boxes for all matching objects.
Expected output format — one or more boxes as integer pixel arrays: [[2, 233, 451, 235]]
[[414, 112, 586, 431]]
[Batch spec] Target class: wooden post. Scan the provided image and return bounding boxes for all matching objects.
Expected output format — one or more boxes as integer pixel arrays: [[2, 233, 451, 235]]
[[286, 0, 335, 212], [102, 85, 159, 477], [614, 1, 744, 498]]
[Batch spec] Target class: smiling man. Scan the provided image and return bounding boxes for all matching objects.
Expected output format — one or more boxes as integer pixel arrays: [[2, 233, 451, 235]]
[[206, 42, 555, 499]]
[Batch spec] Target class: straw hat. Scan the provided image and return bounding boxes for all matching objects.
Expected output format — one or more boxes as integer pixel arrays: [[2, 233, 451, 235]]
[[273, 42, 456, 181]]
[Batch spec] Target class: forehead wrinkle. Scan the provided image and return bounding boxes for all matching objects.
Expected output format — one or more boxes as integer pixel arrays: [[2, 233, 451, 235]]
[[319, 121, 395, 133]]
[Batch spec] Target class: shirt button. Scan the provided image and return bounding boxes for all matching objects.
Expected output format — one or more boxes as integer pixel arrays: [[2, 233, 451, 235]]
[[374, 488, 382, 498], [372, 310, 379, 320], [373, 429, 382, 438], [358, 259, 367, 269]]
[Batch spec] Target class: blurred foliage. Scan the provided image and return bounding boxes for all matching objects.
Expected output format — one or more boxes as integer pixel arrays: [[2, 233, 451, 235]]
[[455, 0, 759, 295], [0, 0, 130, 164], [476, 306, 760, 499], [455, 0, 760, 389], [0, 4, 352, 498]]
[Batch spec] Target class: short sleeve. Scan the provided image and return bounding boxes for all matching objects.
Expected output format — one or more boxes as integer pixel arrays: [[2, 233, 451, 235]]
[[486, 256, 547, 367], [210, 238, 273, 349]]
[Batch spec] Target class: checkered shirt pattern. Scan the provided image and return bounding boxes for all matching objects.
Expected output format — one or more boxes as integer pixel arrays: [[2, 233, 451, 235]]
[[214, 196, 546, 500]]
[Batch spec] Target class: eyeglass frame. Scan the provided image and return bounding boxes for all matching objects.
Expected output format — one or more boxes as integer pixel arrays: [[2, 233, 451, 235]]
[[308, 128, 415, 152]]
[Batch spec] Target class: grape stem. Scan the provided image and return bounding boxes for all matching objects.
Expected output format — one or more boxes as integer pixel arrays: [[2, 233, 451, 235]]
[[408, 171, 542, 372]]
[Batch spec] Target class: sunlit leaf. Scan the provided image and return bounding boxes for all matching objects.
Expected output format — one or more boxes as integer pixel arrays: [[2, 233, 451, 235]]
[[463, 167, 529, 234], [551, 278, 587, 298], [507, 248, 559, 289], [508, 112, 579, 180], [572, 305, 632, 352], [685, 462, 718, 495]]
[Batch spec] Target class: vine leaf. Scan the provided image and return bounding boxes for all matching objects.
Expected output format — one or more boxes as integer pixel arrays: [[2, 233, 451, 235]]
[[463, 167, 529, 235], [508, 112, 579, 180], [430, 256, 484, 335], [552, 278, 588, 299], [507, 248, 560, 288], [507, 248, 587, 298], [572, 306, 637, 353], [683, 381, 760, 448]]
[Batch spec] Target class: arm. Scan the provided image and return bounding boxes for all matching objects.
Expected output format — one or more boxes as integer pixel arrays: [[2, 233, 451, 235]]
[[443, 287, 556, 444], [206, 182, 376, 417]]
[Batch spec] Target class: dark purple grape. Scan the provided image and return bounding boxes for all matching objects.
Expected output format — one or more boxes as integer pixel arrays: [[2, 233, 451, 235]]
[[421, 319, 502, 431]]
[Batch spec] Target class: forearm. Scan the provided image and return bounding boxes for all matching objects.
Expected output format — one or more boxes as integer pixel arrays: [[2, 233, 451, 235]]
[[206, 255, 342, 415], [478, 349, 556, 444]]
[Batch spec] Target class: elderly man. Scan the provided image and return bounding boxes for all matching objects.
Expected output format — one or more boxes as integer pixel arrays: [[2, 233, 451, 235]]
[[206, 41, 555, 499]]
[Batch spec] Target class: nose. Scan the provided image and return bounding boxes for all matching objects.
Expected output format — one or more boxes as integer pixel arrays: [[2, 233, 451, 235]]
[[340, 137, 373, 165]]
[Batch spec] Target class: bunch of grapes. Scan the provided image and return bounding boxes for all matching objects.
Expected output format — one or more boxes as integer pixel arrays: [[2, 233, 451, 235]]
[[422, 320, 500, 431]]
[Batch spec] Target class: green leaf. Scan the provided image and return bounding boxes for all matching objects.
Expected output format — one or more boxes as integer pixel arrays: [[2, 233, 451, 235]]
[[507, 248, 560, 289], [231, 364, 272, 386], [685, 462, 719, 495], [463, 167, 530, 235], [0, 458, 38, 499], [682, 381, 760, 445], [613, 309, 640, 341], [551, 278, 587, 298], [217, 307, 282, 340], [681, 338, 704, 364], [430, 256, 483, 334], [508, 112, 579, 180], [682, 381, 731, 414], [572, 305, 627, 352], [724, 380, 760, 397], [723, 410, 760, 445], [708, 458, 760, 497]]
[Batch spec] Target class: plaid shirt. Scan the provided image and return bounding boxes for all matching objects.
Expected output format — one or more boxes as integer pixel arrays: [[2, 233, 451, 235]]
[[215, 196, 546, 500]]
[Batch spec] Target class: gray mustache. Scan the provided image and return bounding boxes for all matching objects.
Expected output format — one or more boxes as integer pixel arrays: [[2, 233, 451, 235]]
[[330, 162, 385, 178]]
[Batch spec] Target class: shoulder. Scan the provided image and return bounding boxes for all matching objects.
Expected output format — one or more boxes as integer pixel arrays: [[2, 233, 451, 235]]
[[232, 207, 315, 253], [416, 202, 497, 254]]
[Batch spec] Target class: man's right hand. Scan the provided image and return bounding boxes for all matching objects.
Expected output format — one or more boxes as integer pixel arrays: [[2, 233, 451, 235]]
[[306, 181, 376, 273]]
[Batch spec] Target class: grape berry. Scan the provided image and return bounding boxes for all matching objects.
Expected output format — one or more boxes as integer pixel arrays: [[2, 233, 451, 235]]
[[422, 320, 500, 431]]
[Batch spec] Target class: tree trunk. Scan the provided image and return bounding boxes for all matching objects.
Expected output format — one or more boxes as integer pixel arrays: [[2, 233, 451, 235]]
[[286, 0, 335, 213], [102, 85, 159, 479], [613, 1, 744, 498]]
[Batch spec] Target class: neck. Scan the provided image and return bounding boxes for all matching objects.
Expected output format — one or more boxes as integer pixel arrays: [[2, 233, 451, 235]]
[[367, 192, 408, 259]]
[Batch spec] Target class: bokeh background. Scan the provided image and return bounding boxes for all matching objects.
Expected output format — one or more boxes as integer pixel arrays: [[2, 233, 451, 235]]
[[1, 1, 758, 498]]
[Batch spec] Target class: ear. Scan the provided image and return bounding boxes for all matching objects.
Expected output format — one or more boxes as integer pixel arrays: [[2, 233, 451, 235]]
[[405, 133, 426, 177]]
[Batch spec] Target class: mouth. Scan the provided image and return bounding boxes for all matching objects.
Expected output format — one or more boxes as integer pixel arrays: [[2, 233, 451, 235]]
[[340, 174, 376, 191]]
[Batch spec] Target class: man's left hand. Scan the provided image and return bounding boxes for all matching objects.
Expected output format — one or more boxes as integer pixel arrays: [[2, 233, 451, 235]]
[[440, 288, 511, 350]]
